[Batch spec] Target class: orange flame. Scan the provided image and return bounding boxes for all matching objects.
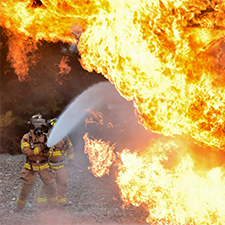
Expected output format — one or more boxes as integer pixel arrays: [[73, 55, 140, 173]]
[[85, 109, 104, 126], [83, 132, 116, 177], [2, 1, 225, 223], [77, 0, 225, 149], [0, 0, 90, 80], [116, 138, 225, 224], [2, 0, 225, 147], [57, 56, 71, 75], [85, 109, 114, 128], [1, 0, 225, 148], [84, 134, 225, 224]]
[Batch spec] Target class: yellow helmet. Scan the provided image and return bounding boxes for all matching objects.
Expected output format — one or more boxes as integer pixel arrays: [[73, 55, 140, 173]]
[[28, 113, 46, 129], [47, 118, 58, 129]]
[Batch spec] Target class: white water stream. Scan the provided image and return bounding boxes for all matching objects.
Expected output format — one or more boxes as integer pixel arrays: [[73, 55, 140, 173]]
[[47, 81, 158, 154]]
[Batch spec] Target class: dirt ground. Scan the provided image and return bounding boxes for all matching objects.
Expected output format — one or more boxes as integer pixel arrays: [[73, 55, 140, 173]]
[[0, 154, 150, 225]]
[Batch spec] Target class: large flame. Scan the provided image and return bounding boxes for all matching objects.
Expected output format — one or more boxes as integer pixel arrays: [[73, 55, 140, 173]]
[[78, 0, 225, 149], [116, 138, 225, 224], [84, 133, 225, 224], [1, 0, 225, 148], [2, 0, 225, 224]]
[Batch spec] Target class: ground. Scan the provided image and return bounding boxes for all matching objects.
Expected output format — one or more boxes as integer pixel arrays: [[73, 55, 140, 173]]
[[0, 154, 149, 225]]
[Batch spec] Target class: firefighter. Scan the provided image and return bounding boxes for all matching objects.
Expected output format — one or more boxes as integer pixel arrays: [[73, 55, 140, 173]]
[[37, 118, 75, 209], [14, 114, 58, 212]]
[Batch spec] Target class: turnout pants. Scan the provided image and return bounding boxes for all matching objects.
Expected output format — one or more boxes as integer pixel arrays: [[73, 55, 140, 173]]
[[17, 168, 57, 209], [38, 166, 70, 207]]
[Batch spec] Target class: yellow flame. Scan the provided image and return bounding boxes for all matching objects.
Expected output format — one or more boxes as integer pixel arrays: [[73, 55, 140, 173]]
[[83, 132, 116, 177], [116, 139, 225, 224], [83, 133, 225, 224], [0, 0, 89, 80], [2, 1, 225, 223], [1, 0, 225, 148], [77, 0, 225, 149]]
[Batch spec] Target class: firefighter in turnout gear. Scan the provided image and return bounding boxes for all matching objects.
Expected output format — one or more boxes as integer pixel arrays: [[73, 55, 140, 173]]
[[37, 118, 75, 208], [14, 114, 58, 212]]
